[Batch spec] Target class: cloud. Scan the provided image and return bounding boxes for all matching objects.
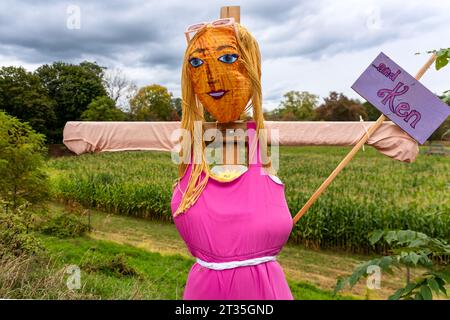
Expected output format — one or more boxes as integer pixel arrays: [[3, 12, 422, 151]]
[[256, 0, 448, 60], [0, 0, 449, 108]]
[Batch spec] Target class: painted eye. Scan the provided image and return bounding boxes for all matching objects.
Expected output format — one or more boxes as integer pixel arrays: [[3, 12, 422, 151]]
[[218, 54, 238, 64], [189, 58, 204, 68]]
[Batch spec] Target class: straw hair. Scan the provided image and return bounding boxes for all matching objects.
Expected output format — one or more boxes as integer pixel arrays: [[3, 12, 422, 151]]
[[174, 23, 267, 216]]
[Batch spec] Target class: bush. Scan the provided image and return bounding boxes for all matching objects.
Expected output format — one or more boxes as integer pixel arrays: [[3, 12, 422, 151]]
[[80, 250, 138, 277], [40, 213, 90, 238], [0, 201, 43, 258], [0, 111, 49, 211], [335, 230, 450, 300], [0, 225, 43, 259]]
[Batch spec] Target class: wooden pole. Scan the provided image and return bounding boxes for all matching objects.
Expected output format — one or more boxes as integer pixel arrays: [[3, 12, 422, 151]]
[[209, 6, 242, 165], [292, 53, 437, 225], [220, 6, 240, 23]]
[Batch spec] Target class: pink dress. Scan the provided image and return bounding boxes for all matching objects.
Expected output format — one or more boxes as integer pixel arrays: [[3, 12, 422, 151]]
[[171, 122, 294, 300]]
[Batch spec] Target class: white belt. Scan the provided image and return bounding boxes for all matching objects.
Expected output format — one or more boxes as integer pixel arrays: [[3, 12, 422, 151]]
[[196, 256, 276, 270]]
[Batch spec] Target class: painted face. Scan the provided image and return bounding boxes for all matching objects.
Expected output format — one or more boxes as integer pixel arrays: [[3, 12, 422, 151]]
[[187, 27, 252, 123]]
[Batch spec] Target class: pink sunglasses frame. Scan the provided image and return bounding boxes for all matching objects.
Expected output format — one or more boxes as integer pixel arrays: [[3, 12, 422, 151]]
[[184, 17, 238, 43]]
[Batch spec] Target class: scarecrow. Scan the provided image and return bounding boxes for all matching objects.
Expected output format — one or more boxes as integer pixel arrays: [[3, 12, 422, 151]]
[[171, 14, 299, 299], [63, 7, 432, 300]]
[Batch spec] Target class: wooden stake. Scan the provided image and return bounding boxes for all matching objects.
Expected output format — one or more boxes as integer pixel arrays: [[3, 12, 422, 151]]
[[204, 6, 243, 165], [220, 6, 240, 23], [292, 53, 437, 225]]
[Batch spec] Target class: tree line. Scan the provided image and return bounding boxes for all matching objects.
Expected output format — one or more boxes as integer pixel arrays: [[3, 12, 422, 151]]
[[0, 61, 448, 144], [264, 91, 382, 121], [264, 90, 449, 140], [0, 62, 181, 144]]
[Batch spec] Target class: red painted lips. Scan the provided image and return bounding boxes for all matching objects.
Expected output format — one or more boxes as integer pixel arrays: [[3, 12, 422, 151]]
[[207, 90, 228, 100]]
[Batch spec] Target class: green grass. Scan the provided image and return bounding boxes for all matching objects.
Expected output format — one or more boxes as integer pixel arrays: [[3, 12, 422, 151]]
[[39, 234, 192, 299], [47, 146, 450, 251], [288, 281, 352, 300], [39, 232, 354, 300], [48, 202, 423, 299]]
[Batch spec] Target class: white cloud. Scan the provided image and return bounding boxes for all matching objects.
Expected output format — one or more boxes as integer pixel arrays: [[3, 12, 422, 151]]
[[1, 0, 449, 110]]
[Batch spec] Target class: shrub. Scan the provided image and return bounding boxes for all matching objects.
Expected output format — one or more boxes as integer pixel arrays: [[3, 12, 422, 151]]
[[0, 111, 49, 211], [40, 213, 89, 238], [0, 201, 43, 258], [335, 230, 450, 300], [80, 251, 138, 277]]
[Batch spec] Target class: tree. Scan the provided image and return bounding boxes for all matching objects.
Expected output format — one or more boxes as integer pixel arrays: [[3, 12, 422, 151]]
[[362, 101, 382, 121], [129, 84, 177, 121], [0, 111, 49, 211], [103, 68, 137, 112], [315, 91, 367, 121], [0, 66, 56, 141], [81, 96, 127, 121], [172, 97, 183, 119], [35, 61, 107, 141], [429, 91, 450, 141], [269, 91, 318, 121], [263, 108, 274, 120]]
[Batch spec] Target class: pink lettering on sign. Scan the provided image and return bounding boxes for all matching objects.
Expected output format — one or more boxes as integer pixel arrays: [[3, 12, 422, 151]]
[[377, 82, 421, 128], [352, 52, 450, 144]]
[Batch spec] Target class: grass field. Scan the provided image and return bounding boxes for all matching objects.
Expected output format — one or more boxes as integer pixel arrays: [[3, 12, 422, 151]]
[[42, 201, 440, 300], [39, 145, 449, 299], [27, 202, 362, 300], [47, 146, 450, 252], [39, 236, 352, 300]]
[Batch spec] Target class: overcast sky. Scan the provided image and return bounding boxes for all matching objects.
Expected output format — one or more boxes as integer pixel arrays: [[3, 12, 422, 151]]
[[1, 0, 449, 110]]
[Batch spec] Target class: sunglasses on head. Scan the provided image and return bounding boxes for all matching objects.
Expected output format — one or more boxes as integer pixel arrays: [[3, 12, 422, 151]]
[[184, 17, 238, 43]]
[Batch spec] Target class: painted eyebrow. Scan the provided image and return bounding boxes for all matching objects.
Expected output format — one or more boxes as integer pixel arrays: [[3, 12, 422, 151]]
[[191, 48, 206, 55], [189, 45, 237, 58], [216, 45, 237, 51]]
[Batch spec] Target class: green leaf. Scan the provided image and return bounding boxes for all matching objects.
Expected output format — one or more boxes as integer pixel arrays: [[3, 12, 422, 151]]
[[389, 288, 404, 300], [420, 285, 433, 300], [384, 231, 396, 244], [397, 230, 410, 244], [370, 230, 384, 245], [433, 271, 450, 282], [334, 277, 347, 294], [348, 270, 363, 288], [409, 238, 426, 248], [379, 256, 393, 270], [427, 278, 440, 294], [403, 282, 418, 296], [408, 252, 420, 265], [435, 278, 448, 296], [436, 48, 449, 58], [435, 54, 449, 71], [414, 292, 423, 300]]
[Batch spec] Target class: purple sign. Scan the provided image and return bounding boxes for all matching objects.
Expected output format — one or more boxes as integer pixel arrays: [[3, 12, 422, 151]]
[[352, 52, 450, 144]]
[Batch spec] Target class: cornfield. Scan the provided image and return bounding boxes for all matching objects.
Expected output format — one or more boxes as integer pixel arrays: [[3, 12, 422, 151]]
[[47, 146, 450, 252]]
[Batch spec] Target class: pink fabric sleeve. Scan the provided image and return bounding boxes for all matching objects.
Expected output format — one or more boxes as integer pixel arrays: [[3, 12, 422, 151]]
[[63, 121, 419, 162], [264, 121, 419, 163], [63, 121, 181, 155]]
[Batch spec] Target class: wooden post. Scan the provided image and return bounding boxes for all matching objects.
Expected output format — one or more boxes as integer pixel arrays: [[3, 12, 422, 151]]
[[292, 53, 437, 225], [203, 122, 247, 165], [203, 6, 243, 165], [220, 6, 240, 22]]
